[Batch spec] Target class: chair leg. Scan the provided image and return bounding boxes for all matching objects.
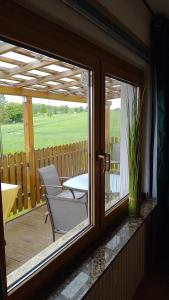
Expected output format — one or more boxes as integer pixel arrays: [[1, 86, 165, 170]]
[[53, 231, 55, 242], [45, 211, 49, 223]]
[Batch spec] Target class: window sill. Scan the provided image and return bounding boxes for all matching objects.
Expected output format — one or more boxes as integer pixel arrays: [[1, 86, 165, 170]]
[[41, 199, 157, 300]]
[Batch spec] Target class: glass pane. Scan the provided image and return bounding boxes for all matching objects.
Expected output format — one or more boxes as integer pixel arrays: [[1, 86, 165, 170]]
[[105, 76, 137, 212], [0, 40, 93, 290]]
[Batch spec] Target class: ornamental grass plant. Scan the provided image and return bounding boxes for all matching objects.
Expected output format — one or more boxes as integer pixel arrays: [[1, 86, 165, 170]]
[[127, 88, 143, 217]]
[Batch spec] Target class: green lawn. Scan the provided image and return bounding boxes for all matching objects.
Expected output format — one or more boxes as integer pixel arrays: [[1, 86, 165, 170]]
[[1, 110, 120, 154]]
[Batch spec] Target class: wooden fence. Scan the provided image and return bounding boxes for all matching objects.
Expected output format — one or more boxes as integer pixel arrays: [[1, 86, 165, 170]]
[[0, 141, 88, 215], [0, 138, 119, 217], [1, 152, 28, 215], [34, 141, 88, 205]]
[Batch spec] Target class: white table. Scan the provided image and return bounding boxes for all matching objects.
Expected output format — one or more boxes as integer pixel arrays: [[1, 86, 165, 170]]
[[63, 173, 120, 193], [63, 174, 88, 192], [1, 183, 19, 223]]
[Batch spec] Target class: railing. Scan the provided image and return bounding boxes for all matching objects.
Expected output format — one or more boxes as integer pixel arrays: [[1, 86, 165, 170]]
[[0, 138, 119, 217]]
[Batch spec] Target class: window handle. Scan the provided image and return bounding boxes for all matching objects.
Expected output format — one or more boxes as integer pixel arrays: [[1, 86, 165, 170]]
[[97, 152, 110, 173]]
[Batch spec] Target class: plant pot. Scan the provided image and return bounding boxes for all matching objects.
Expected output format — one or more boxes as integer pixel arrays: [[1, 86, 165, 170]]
[[128, 196, 140, 218]]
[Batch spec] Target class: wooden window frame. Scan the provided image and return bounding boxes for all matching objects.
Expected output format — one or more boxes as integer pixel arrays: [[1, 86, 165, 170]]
[[100, 58, 144, 230], [0, 2, 144, 300]]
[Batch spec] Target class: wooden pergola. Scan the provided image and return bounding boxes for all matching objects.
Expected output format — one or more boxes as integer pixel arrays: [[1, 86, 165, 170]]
[[0, 40, 121, 208], [0, 41, 120, 101]]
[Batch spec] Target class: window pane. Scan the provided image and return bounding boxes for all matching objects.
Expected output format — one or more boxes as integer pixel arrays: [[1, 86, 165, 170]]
[[105, 76, 138, 212], [0, 40, 93, 290]]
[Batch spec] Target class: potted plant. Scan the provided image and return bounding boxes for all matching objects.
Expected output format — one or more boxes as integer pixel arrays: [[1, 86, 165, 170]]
[[127, 88, 143, 217]]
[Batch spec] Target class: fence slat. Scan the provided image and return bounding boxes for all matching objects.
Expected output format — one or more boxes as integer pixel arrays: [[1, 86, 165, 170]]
[[15, 153, 23, 212], [35, 150, 41, 204], [8, 154, 17, 214], [1, 156, 9, 183], [22, 152, 28, 210]]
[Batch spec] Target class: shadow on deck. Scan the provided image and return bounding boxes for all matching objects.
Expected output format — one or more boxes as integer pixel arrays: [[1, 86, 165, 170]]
[[4, 205, 62, 275]]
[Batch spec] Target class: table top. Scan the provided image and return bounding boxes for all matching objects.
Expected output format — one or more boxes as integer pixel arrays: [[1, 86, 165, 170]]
[[1, 183, 19, 192], [1, 183, 19, 223], [63, 173, 120, 193], [63, 173, 88, 192]]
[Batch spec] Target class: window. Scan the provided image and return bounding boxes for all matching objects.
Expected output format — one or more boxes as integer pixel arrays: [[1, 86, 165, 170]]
[[0, 5, 144, 299], [104, 77, 139, 214], [0, 40, 94, 292]]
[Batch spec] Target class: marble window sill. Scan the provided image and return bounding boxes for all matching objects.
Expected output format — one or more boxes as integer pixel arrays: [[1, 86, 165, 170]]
[[43, 199, 157, 300]]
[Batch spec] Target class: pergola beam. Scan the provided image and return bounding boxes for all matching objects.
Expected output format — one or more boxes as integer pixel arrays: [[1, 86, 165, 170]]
[[0, 44, 17, 54], [0, 42, 122, 100], [0, 56, 25, 66], [0, 58, 56, 79], [15, 69, 81, 88], [0, 85, 87, 102], [0, 86, 121, 101], [43, 79, 80, 92]]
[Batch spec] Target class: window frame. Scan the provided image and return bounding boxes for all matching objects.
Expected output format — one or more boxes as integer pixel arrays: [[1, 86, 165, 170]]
[[0, 2, 144, 300], [0, 5, 101, 300], [100, 59, 144, 230]]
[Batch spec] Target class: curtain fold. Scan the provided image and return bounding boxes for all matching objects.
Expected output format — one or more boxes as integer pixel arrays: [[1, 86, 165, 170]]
[[152, 16, 169, 268]]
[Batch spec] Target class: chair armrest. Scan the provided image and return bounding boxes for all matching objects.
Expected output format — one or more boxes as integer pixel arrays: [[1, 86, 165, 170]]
[[41, 184, 63, 188], [45, 194, 86, 203]]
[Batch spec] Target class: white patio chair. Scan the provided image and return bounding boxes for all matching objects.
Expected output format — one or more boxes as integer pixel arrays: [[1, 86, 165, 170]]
[[38, 164, 87, 241]]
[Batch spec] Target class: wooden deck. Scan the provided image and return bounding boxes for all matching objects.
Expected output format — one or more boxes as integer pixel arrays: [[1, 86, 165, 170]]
[[4, 205, 62, 275]]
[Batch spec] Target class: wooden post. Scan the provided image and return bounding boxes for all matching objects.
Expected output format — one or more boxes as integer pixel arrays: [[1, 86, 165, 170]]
[[23, 96, 36, 208]]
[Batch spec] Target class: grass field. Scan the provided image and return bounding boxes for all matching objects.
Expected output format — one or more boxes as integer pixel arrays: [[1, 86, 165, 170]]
[[1, 110, 120, 154]]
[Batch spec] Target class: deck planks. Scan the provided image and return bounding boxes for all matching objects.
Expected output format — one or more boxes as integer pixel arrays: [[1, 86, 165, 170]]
[[4, 205, 62, 274]]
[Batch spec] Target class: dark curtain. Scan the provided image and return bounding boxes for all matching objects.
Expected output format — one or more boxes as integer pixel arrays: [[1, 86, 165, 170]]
[[152, 16, 169, 269]]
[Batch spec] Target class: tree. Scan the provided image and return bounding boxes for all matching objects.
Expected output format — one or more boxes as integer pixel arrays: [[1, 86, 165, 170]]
[[0, 94, 7, 124], [64, 105, 68, 113], [74, 107, 79, 113], [47, 106, 53, 117], [39, 104, 47, 114], [79, 106, 84, 112], [6, 103, 23, 123]]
